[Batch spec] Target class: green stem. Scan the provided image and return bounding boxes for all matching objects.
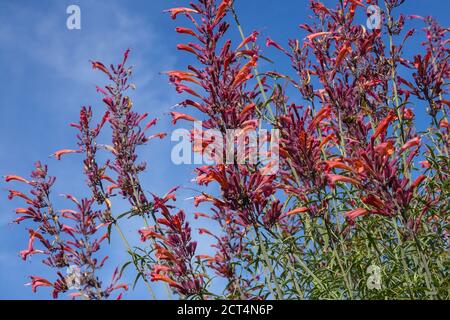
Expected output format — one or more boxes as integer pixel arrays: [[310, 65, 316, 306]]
[[114, 223, 157, 299], [254, 228, 284, 299]]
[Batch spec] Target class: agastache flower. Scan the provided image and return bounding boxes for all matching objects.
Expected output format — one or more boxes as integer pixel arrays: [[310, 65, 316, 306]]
[[91, 50, 164, 218], [166, 0, 273, 298], [141, 190, 204, 298], [74, 106, 111, 206], [6, 163, 126, 299]]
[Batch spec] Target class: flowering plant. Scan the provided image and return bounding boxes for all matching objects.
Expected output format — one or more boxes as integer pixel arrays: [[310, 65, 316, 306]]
[[4, 0, 449, 300]]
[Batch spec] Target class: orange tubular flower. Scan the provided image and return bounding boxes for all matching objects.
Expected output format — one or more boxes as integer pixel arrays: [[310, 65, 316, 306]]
[[165, 70, 201, 85], [194, 212, 210, 219], [52, 149, 81, 160], [175, 84, 202, 98], [240, 103, 256, 118], [319, 133, 335, 148], [150, 274, 183, 289], [139, 227, 165, 241], [231, 55, 258, 88], [193, 194, 216, 206], [372, 110, 396, 141], [28, 276, 53, 293], [177, 44, 198, 55], [90, 61, 111, 77], [237, 31, 259, 51], [345, 208, 369, 221], [324, 160, 354, 172], [374, 141, 395, 157], [15, 208, 31, 214], [400, 137, 421, 153], [147, 132, 167, 140], [411, 175, 426, 190], [175, 27, 197, 37], [106, 184, 119, 195], [198, 228, 215, 236], [351, 159, 370, 174], [348, 0, 365, 7], [170, 112, 197, 125], [327, 174, 360, 187], [164, 7, 199, 20], [155, 246, 177, 262], [20, 230, 44, 260], [4, 175, 30, 184], [8, 190, 34, 204], [336, 43, 352, 66], [305, 31, 332, 41], [214, 0, 232, 25], [285, 207, 309, 216], [308, 106, 331, 131], [153, 265, 171, 275]]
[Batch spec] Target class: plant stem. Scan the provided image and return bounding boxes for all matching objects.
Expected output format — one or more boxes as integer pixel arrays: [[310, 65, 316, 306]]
[[114, 222, 157, 299]]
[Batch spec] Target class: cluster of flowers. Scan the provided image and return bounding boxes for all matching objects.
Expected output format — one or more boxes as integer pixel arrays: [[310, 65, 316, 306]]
[[161, 0, 449, 299], [6, 163, 127, 299], [5, 0, 448, 299]]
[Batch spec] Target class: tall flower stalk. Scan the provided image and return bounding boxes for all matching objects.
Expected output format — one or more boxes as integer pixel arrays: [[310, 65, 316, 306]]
[[6, 163, 127, 299]]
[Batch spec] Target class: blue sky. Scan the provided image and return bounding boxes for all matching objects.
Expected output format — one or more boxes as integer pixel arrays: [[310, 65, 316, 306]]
[[0, 0, 448, 300]]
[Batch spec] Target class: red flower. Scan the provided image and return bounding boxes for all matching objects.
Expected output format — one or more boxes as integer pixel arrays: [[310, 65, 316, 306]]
[[327, 174, 360, 187], [150, 274, 183, 290], [345, 208, 369, 221], [164, 7, 199, 20], [28, 276, 53, 293], [170, 112, 197, 125], [4, 175, 30, 184], [400, 137, 421, 153], [372, 111, 397, 141], [374, 141, 395, 156], [214, 0, 232, 24], [305, 31, 332, 41], [52, 149, 81, 160], [90, 61, 111, 78], [285, 207, 309, 216]]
